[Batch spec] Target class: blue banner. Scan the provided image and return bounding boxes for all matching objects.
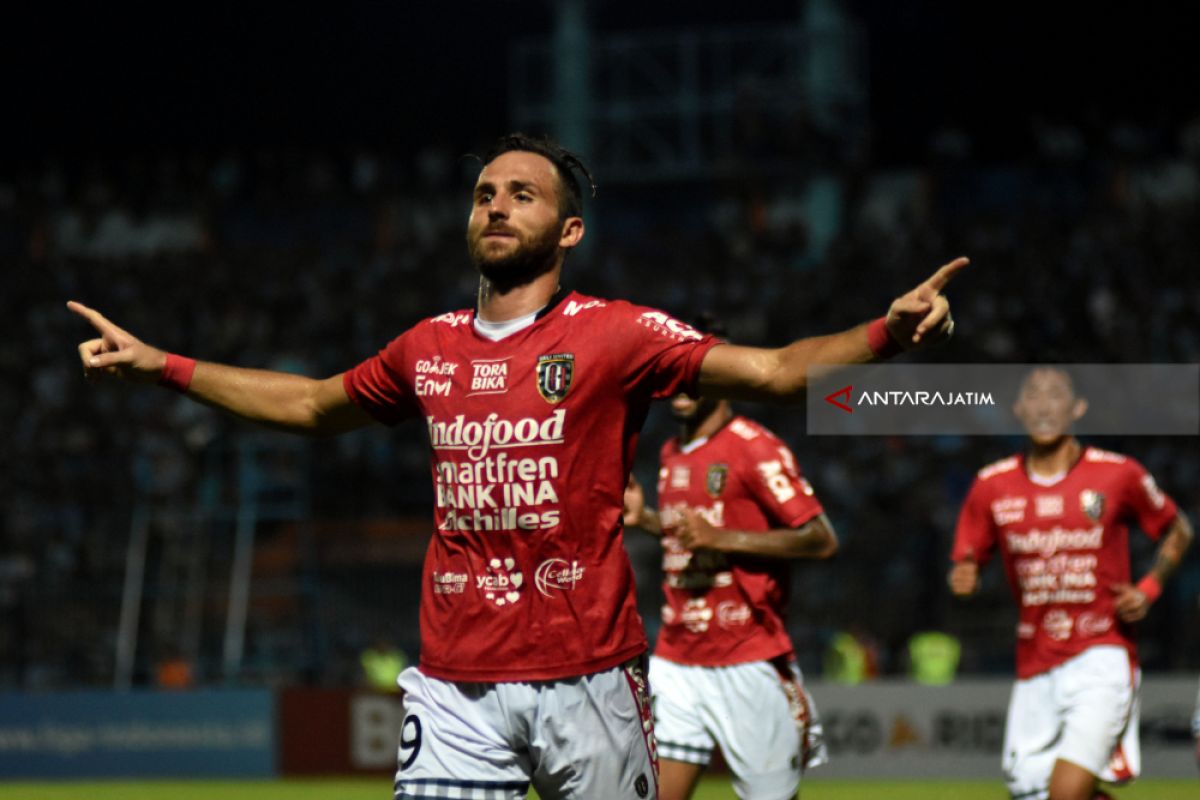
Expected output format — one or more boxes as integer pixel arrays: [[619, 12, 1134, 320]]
[[0, 689, 275, 778]]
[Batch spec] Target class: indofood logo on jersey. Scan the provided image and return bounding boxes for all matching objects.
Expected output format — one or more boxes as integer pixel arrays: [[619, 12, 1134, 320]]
[[427, 410, 565, 460], [429, 411, 567, 532], [1006, 525, 1103, 558], [536, 353, 574, 403]]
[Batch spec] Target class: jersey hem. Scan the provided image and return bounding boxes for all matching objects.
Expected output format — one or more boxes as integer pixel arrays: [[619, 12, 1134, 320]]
[[652, 644, 795, 668], [418, 641, 648, 683]]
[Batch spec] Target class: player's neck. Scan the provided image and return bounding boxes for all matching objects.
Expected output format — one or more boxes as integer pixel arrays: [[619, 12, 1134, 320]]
[[476, 266, 563, 322], [1025, 436, 1082, 478], [680, 403, 733, 446]]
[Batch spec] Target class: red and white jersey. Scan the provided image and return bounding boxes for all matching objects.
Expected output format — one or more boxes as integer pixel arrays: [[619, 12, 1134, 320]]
[[343, 291, 718, 682], [654, 416, 824, 667], [953, 446, 1178, 679]]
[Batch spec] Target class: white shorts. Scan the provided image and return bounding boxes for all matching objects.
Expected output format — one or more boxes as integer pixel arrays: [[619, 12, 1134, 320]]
[[393, 661, 657, 800], [1003, 645, 1140, 800], [649, 655, 828, 800]]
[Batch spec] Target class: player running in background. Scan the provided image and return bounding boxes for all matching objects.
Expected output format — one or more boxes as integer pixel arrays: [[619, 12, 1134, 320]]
[[949, 366, 1193, 800], [71, 133, 965, 800], [624, 315, 837, 800]]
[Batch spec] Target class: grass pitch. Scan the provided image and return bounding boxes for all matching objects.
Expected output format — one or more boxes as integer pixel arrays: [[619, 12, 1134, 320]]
[[1, 778, 1197, 799]]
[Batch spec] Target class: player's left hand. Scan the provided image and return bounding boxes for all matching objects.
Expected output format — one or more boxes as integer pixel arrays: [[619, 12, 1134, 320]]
[[1110, 582, 1152, 622], [886, 256, 969, 349], [677, 509, 722, 551]]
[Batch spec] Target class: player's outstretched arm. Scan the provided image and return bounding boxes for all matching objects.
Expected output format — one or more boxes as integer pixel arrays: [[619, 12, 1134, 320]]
[[676, 509, 838, 559], [1112, 512, 1194, 623], [697, 257, 968, 401], [68, 301, 373, 435]]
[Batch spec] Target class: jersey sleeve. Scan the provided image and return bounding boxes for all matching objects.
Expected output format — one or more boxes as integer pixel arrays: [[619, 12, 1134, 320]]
[[740, 434, 824, 528], [952, 478, 996, 564], [614, 303, 720, 399], [1121, 459, 1179, 540], [342, 328, 420, 426]]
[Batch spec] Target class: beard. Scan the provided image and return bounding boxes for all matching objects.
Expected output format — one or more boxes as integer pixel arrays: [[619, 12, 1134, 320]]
[[468, 220, 562, 290], [672, 397, 718, 423]]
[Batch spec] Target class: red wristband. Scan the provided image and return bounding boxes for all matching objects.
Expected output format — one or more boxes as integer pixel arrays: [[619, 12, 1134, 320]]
[[158, 353, 197, 393], [867, 317, 903, 358], [1136, 574, 1162, 604]]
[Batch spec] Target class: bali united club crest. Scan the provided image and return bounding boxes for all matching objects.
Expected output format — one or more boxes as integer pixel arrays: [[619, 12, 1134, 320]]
[[536, 353, 575, 403], [1080, 489, 1105, 521], [706, 464, 729, 498]]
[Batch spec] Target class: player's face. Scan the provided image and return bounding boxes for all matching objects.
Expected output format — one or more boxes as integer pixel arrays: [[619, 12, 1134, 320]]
[[1014, 368, 1086, 445], [467, 151, 575, 285], [671, 393, 717, 423]]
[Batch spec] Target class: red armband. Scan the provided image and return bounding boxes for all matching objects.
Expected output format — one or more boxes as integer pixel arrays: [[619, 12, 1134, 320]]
[[1136, 574, 1162, 604], [867, 317, 903, 359], [158, 353, 197, 393]]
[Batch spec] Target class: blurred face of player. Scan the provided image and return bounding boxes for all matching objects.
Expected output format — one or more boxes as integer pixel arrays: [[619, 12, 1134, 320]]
[[1014, 368, 1088, 446], [467, 151, 581, 287], [671, 393, 719, 425]]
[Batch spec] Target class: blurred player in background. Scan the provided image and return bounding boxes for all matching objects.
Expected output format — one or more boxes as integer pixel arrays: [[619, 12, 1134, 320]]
[[71, 132, 964, 799], [624, 314, 836, 800], [949, 366, 1193, 800]]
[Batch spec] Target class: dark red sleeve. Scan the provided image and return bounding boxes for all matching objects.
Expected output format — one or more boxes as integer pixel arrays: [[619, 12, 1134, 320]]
[[615, 303, 719, 399], [952, 478, 996, 564], [342, 329, 420, 426], [1122, 459, 1179, 540], [740, 433, 824, 529]]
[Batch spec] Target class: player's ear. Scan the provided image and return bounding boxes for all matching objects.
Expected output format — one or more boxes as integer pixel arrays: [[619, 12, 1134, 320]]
[[559, 216, 584, 250], [1071, 398, 1088, 422]]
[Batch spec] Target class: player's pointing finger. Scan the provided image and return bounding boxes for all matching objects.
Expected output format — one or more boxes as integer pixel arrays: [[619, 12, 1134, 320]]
[[924, 257, 970, 292], [67, 300, 114, 333]]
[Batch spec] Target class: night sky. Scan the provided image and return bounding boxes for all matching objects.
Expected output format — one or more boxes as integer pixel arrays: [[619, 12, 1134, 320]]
[[6, 1, 1197, 167]]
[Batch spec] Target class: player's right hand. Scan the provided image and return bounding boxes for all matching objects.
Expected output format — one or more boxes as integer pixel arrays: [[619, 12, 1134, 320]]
[[623, 475, 645, 527], [947, 557, 980, 596], [68, 301, 167, 385]]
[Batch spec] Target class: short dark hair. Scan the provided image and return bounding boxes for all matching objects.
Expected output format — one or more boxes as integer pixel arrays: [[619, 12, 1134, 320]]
[[482, 133, 596, 220]]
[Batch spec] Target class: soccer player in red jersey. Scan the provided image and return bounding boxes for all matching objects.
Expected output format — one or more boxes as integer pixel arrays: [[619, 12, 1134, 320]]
[[71, 133, 965, 799], [624, 316, 837, 800], [949, 367, 1193, 800]]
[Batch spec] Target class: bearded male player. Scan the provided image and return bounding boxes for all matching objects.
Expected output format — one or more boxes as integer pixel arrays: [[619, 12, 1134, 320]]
[[72, 133, 966, 799]]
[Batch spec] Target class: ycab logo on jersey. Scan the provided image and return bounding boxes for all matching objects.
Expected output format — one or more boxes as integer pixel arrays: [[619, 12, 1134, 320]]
[[477, 557, 524, 607], [534, 558, 585, 597], [1042, 609, 1073, 641]]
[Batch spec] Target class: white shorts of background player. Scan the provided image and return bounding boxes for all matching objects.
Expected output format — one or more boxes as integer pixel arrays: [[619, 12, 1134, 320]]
[[650, 655, 828, 800], [393, 661, 657, 800], [1004, 644, 1140, 800]]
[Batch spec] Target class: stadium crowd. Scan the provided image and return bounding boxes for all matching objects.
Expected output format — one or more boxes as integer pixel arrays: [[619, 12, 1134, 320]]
[[3, 113, 1200, 688]]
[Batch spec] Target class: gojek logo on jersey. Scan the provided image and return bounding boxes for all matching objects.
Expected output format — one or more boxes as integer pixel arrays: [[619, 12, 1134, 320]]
[[427, 409, 566, 460]]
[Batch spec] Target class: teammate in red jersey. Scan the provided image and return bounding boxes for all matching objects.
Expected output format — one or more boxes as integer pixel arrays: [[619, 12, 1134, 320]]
[[624, 316, 838, 800], [949, 366, 1193, 800], [71, 133, 965, 799]]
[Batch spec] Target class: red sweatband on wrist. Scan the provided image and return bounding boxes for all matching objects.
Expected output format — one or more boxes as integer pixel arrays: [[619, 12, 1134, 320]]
[[867, 317, 903, 358], [158, 353, 197, 393], [1136, 574, 1162, 604]]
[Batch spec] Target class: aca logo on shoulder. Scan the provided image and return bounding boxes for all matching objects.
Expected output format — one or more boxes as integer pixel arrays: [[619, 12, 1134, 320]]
[[535, 558, 585, 597]]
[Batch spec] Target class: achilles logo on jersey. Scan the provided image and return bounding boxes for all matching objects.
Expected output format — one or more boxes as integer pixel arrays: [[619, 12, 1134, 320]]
[[468, 358, 509, 396], [478, 557, 524, 607], [432, 571, 467, 595], [535, 559, 585, 596], [1141, 474, 1166, 509], [757, 460, 796, 504], [536, 353, 574, 403], [427, 410, 565, 460], [636, 311, 704, 341]]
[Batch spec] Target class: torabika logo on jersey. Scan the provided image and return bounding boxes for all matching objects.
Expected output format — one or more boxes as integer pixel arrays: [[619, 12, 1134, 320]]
[[536, 353, 574, 403]]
